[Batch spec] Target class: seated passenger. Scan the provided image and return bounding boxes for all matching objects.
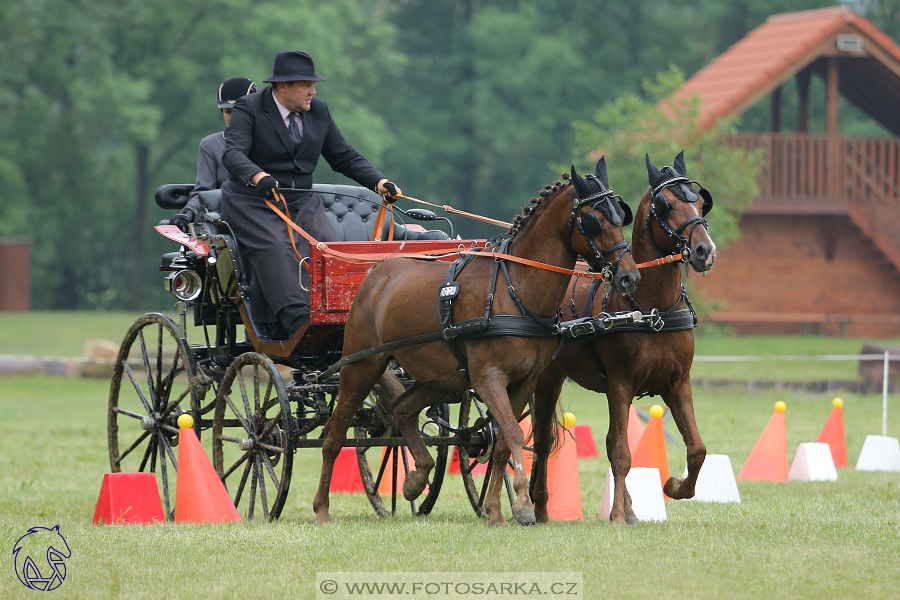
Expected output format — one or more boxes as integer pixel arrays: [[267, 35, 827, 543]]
[[221, 50, 402, 339], [168, 78, 259, 231]]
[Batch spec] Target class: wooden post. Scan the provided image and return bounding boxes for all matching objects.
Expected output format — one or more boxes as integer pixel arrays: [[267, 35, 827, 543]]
[[770, 86, 781, 132], [826, 58, 839, 134], [796, 68, 811, 133], [826, 59, 840, 197]]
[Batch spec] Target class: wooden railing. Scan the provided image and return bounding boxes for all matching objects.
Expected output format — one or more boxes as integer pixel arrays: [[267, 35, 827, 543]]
[[728, 133, 900, 272]]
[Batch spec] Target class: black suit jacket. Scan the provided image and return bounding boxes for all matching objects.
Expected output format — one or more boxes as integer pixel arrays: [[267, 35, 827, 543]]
[[222, 86, 384, 191]]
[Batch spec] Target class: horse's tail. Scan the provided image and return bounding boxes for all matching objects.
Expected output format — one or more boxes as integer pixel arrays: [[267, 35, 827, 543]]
[[369, 369, 405, 427], [550, 405, 574, 456]]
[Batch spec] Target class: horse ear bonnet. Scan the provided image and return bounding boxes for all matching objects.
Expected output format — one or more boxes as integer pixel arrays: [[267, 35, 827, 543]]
[[647, 153, 669, 212]]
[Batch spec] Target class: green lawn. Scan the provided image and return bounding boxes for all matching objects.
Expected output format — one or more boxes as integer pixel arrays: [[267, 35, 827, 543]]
[[1, 374, 898, 599]]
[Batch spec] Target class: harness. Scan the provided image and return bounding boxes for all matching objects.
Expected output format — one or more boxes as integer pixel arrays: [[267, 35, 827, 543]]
[[567, 176, 632, 283], [648, 171, 711, 261], [307, 193, 641, 383]]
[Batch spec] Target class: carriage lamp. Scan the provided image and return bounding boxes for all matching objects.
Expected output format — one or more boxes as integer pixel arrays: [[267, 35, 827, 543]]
[[165, 269, 202, 301]]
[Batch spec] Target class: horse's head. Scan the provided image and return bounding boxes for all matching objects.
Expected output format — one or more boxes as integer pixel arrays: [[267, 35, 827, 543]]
[[569, 157, 640, 294], [645, 151, 716, 272]]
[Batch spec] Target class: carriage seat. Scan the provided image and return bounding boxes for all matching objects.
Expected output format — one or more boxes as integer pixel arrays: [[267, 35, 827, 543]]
[[155, 183, 450, 242]]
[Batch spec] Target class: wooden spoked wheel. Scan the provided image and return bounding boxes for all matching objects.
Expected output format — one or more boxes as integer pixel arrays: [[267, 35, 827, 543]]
[[212, 352, 294, 521], [355, 372, 449, 517], [457, 392, 515, 518], [108, 313, 204, 519]]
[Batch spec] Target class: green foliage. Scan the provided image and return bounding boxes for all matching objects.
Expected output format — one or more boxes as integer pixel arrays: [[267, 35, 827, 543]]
[[3, 0, 900, 310], [571, 67, 761, 247]]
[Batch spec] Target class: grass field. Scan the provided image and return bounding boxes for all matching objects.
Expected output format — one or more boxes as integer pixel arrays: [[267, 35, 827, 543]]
[[1, 369, 899, 599]]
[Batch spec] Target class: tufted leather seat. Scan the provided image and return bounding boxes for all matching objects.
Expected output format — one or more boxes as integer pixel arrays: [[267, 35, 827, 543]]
[[155, 184, 449, 242]]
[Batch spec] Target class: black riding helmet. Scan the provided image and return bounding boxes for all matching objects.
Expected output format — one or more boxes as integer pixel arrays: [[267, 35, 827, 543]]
[[217, 77, 259, 108]]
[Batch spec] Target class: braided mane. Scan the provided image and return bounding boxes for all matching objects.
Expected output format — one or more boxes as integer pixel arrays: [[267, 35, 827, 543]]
[[498, 173, 572, 243]]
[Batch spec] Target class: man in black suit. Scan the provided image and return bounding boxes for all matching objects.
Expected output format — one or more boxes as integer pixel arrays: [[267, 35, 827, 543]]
[[221, 51, 401, 338]]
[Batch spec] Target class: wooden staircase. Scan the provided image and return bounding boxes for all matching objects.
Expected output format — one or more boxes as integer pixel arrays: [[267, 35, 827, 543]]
[[730, 133, 900, 274]]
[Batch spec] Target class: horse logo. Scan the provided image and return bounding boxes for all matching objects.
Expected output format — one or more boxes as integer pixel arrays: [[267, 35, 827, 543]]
[[12, 525, 71, 591]]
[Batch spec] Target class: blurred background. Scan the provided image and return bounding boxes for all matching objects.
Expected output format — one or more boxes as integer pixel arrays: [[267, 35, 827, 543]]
[[0, 0, 897, 318]]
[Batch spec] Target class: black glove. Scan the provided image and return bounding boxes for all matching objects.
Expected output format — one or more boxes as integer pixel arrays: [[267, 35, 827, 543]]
[[376, 179, 402, 203], [169, 209, 195, 233], [256, 175, 279, 200]]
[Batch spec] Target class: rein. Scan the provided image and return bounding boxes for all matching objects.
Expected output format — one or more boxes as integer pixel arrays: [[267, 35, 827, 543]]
[[396, 194, 513, 229], [264, 192, 621, 281]]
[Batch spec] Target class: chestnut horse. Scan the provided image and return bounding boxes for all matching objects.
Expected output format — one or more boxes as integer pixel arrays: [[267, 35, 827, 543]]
[[313, 158, 640, 526], [530, 151, 717, 525]]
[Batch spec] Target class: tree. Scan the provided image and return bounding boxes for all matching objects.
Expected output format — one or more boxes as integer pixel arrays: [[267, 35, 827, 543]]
[[0, 0, 402, 310]]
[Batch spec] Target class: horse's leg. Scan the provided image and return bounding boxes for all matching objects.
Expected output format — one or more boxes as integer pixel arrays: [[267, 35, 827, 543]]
[[661, 380, 707, 500], [530, 363, 567, 524], [606, 384, 639, 525], [483, 427, 513, 527], [312, 357, 387, 524], [473, 375, 535, 527], [388, 383, 447, 501]]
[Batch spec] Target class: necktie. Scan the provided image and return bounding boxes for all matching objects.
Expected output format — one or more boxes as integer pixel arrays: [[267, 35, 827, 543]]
[[288, 112, 303, 148]]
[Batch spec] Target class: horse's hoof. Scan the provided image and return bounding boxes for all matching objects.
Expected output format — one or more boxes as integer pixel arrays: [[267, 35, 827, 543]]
[[402, 474, 426, 501], [663, 477, 693, 500], [315, 512, 331, 525], [489, 519, 509, 528], [513, 507, 537, 527], [625, 515, 640, 525]]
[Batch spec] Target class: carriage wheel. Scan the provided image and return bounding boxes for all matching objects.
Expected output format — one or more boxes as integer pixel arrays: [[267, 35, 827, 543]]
[[108, 313, 204, 519], [457, 392, 516, 519], [212, 352, 294, 522], [355, 372, 449, 517]]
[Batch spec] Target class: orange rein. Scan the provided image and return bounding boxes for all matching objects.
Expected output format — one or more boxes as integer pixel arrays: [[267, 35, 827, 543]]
[[266, 191, 681, 277]]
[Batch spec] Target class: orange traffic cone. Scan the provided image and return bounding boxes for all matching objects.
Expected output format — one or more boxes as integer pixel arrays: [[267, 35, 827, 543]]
[[631, 405, 670, 498], [627, 405, 644, 455], [331, 447, 364, 493], [737, 402, 788, 482], [574, 424, 599, 458], [449, 447, 491, 476], [93, 473, 165, 525], [816, 398, 848, 467], [448, 447, 462, 475], [174, 416, 241, 523], [542, 413, 582, 520]]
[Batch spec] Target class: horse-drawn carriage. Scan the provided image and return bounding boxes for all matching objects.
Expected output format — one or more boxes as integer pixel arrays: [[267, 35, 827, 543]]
[[108, 152, 716, 526], [108, 182, 511, 520]]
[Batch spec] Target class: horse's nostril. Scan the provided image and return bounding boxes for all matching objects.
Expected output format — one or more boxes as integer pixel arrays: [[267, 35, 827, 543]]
[[695, 245, 708, 261]]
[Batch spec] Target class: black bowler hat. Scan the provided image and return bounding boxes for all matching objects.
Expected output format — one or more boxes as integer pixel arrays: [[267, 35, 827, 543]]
[[263, 51, 327, 83], [217, 78, 258, 108]]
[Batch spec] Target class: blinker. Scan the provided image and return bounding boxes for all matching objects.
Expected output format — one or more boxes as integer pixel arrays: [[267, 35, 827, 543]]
[[700, 187, 714, 215], [580, 211, 604, 238]]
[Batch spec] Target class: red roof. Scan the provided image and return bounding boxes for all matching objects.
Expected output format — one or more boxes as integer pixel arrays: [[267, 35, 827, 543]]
[[678, 6, 900, 133]]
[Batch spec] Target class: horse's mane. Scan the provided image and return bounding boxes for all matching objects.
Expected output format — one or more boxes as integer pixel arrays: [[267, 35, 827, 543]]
[[502, 173, 571, 240]]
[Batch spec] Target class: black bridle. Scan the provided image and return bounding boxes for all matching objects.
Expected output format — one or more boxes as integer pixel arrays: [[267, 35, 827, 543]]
[[567, 181, 631, 283], [647, 173, 711, 261]]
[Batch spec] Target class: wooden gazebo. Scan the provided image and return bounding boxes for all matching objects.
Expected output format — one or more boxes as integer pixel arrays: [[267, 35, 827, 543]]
[[680, 6, 900, 336]]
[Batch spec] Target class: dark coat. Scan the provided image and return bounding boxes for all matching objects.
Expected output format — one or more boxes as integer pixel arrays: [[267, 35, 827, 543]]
[[185, 130, 228, 219], [222, 86, 384, 190]]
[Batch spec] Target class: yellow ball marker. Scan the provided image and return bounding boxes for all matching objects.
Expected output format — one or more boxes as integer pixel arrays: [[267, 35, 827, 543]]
[[649, 405, 664, 419], [561, 412, 576, 428], [774, 401, 786, 413], [832, 397, 843, 409], [177, 413, 194, 429]]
